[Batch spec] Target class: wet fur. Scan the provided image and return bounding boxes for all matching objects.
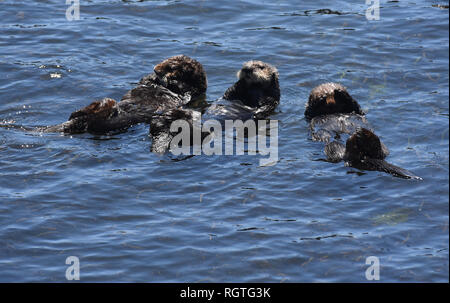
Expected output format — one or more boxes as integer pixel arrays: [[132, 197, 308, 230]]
[[306, 83, 366, 143], [309, 113, 369, 143], [324, 128, 421, 180], [150, 60, 281, 153], [208, 60, 280, 120], [306, 83, 420, 179], [305, 82, 363, 119], [149, 108, 210, 154], [151, 55, 207, 99], [42, 55, 206, 135]]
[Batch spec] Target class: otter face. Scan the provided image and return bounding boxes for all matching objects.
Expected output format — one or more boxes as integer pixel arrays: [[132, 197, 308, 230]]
[[344, 128, 386, 162], [153, 55, 207, 99], [237, 60, 279, 86], [305, 82, 363, 119]]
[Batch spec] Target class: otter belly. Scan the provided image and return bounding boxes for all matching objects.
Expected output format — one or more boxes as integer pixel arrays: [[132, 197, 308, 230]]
[[310, 113, 369, 142], [148, 99, 258, 154], [203, 99, 255, 123]]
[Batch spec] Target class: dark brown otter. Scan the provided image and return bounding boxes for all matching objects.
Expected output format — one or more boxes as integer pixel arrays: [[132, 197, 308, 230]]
[[150, 55, 207, 99], [42, 55, 207, 134], [305, 82, 368, 143], [305, 83, 421, 179], [344, 128, 387, 162], [325, 128, 422, 180], [205, 60, 280, 121], [305, 82, 363, 120], [148, 60, 281, 154]]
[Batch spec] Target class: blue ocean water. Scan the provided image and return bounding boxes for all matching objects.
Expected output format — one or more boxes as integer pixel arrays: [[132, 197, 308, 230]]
[[0, 0, 448, 282]]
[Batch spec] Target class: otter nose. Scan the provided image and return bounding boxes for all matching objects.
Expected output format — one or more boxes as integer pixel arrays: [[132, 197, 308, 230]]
[[241, 67, 252, 74]]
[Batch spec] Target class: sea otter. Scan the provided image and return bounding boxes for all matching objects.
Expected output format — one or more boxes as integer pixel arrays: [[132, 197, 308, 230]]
[[42, 55, 207, 134], [305, 82, 421, 180], [305, 82, 367, 142], [325, 128, 422, 179], [203, 60, 280, 121], [305, 82, 363, 119], [149, 60, 280, 153]]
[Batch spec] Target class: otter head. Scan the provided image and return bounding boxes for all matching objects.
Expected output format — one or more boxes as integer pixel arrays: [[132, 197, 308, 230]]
[[237, 60, 279, 87], [305, 82, 363, 119], [344, 128, 386, 163], [153, 55, 207, 99]]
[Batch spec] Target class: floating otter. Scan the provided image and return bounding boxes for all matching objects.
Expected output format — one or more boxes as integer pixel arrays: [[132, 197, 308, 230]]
[[305, 82, 421, 180], [325, 128, 422, 180], [305, 82, 366, 142], [204, 60, 280, 121], [149, 60, 280, 153], [305, 82, 363, 120], [42, 55, 207, 134]]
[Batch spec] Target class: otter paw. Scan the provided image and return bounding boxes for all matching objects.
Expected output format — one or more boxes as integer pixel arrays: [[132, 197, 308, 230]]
[[69, 98, 117, 121]]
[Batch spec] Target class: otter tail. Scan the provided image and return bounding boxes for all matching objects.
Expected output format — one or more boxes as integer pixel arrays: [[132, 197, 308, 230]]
[[358, 158, 422, 180], [0, 121, 67, 133]]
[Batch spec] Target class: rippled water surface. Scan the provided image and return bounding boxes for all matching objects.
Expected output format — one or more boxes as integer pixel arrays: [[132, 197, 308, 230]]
[[0, 0, 448, 282]]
